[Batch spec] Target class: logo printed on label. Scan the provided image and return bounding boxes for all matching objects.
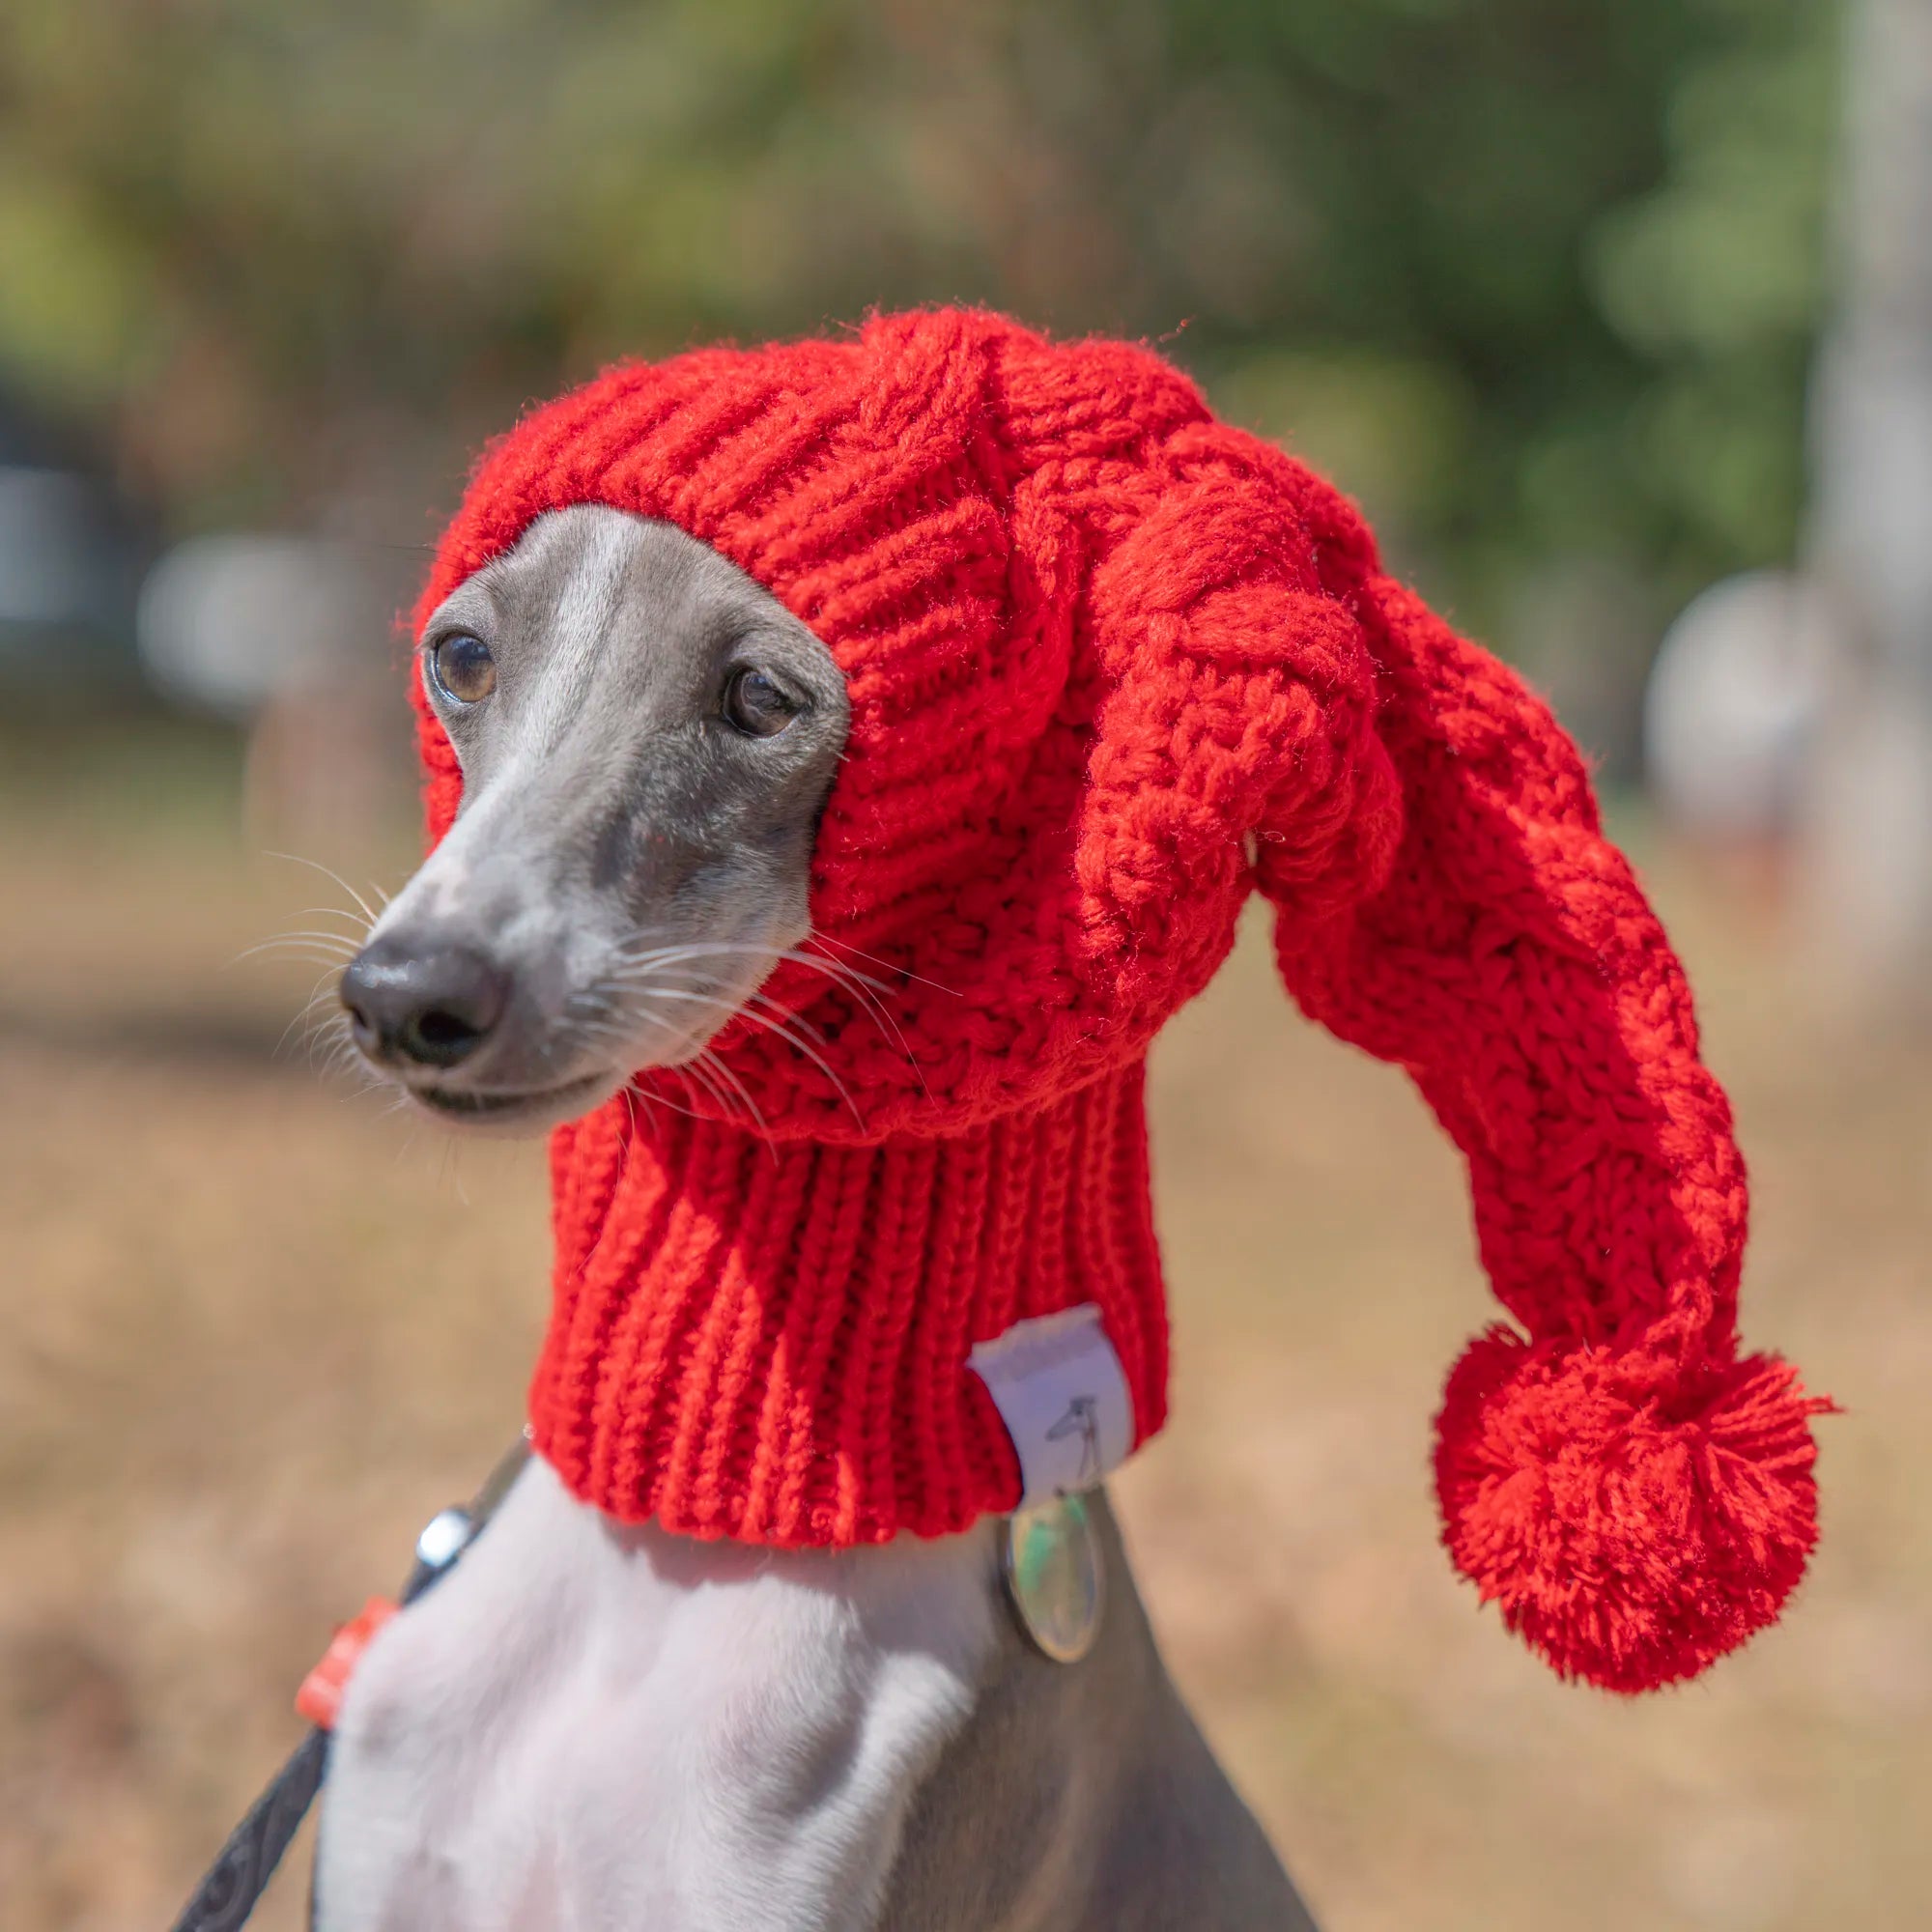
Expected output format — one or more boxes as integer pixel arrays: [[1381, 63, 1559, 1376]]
[[967, 1304, 1135, 1507]]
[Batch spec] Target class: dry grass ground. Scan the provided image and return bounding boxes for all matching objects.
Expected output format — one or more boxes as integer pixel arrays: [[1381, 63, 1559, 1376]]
[[2, 718, 1927, 1931]]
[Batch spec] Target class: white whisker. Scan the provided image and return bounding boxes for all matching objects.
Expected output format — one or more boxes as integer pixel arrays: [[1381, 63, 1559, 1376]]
[[807, 930, 958, 998], [265, 851, 384, 931], [230, 931, 364, 966], [692, 1041, 771, 1146], [608, 982, 864, 1127]]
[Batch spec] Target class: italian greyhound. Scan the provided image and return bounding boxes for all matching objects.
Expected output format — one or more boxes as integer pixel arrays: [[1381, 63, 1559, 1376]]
[[322, 506, 1317, 1930]]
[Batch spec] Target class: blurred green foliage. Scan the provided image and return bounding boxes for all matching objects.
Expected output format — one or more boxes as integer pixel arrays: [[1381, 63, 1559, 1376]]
[[0, 0, 1840, 756]]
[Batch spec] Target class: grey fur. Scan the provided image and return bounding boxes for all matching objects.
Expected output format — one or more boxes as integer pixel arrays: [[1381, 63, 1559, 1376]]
[[879, 1492, 1318, 1932]]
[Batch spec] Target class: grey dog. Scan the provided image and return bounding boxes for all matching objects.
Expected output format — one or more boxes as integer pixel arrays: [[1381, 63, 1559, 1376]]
[[322, 505, 1319, 1931]]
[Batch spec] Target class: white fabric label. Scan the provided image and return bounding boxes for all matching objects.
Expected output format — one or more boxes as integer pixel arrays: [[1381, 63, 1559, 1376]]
[[966, 1304, 1135, 1508]]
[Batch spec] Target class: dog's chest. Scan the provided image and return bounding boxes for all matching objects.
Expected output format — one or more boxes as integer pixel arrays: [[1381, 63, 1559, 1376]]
[[312, 1457, 998, 1932]]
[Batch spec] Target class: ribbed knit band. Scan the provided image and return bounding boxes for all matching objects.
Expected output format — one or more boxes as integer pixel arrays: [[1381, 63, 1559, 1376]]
[[528, 1061, 1166, 1546]]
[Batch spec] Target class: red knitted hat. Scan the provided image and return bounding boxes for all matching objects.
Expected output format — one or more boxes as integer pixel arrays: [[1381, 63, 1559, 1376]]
[[412, 308, 1825, 1692]]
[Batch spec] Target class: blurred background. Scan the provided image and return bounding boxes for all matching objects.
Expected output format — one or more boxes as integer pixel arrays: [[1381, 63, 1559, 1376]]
[[2, 1, 1928, 1927]]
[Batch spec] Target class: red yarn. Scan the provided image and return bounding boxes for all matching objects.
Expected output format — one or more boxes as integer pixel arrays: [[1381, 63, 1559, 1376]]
[[413, 308, 1826, 1690]]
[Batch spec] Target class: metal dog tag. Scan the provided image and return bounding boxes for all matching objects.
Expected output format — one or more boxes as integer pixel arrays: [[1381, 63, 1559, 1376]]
[[1001, 1492, 1105, 1663]]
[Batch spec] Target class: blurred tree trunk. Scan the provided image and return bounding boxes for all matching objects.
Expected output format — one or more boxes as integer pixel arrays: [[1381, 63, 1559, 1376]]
[[1801, 0, 1932, 1004]]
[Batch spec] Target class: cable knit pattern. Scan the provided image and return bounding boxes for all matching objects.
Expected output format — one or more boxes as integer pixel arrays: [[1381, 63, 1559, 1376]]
[[413, 308, 1826, 1691]]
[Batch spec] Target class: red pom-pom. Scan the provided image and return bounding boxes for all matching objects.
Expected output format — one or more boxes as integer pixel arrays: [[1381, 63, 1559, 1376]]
[[1435, 1327, 1830, 1692]]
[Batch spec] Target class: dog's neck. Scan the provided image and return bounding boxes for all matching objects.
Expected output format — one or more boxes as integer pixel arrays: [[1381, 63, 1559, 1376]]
[[532, 1061, 1167, 1549]]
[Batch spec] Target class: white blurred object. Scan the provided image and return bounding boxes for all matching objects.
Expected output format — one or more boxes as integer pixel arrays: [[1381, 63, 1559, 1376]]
[[1644, 570, 1841, 843], [137, 534, 391, 717], [138, 531, 414, 853], [1797, 0, 1932, 995]]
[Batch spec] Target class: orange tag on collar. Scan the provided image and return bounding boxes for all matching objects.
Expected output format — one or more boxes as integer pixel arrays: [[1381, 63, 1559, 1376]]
[[296, 1596, 398, 1731]]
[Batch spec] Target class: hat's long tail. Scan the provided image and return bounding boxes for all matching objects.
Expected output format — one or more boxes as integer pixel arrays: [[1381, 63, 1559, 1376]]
[[1259, 571, 1828, 1692]]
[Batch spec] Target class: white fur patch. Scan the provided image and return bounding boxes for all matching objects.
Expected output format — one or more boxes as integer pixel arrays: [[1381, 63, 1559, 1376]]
[[314, 1456, 999, 1932]]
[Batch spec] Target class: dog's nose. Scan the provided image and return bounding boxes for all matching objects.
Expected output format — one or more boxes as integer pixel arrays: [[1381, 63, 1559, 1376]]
[[340, 941, 511, 1069]]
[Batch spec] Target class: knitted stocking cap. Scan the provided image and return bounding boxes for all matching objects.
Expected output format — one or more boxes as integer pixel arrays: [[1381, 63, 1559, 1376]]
[[413, 308, 1825, 1692]]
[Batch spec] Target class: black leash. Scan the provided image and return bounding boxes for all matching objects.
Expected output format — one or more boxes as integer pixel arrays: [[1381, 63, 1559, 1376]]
[[170, 1730, 331, 1932], [167, 1437, 533, 1932]]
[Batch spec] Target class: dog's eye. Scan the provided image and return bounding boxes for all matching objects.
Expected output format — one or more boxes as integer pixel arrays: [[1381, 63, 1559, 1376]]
[[428, 633, 497, 706], [722, 667, 800, 738]]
